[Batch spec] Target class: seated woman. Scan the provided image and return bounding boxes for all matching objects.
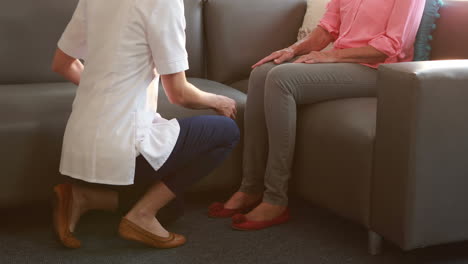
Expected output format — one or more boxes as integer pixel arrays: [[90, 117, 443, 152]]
[[209, 0, 426, 230], [52, 0, 239, 249]]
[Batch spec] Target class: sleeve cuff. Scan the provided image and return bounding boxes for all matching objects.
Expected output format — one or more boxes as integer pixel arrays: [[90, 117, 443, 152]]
[[318, 21, 339, 41], [57, 37, 85, 59], [368, 35, 399, 58], [155, 57, 189, 75]]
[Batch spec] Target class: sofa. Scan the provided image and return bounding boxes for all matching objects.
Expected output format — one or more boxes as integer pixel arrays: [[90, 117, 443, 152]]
[[1, 0, 468, 254], [0, 0, 306, 207]]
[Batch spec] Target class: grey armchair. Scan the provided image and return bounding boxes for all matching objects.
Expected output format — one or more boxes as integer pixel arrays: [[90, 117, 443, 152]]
[[372, 60, 468, 251], [293, 0, 468, 254]]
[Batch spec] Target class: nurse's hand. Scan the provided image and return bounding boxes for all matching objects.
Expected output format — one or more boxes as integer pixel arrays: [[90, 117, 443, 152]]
[[214, 95, 237, 119], [252, 48, 295, 69]]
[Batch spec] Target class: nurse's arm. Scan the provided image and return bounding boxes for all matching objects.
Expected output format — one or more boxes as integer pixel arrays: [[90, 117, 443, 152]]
[[51, 48, 84, 86], [161, 72, 237, 119]]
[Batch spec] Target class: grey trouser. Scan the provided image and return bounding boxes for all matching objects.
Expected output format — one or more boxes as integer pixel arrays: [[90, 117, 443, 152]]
[[238, 62, 378, 206]]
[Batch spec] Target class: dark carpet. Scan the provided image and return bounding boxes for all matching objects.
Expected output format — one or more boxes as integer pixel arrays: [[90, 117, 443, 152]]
[[1, 196, 468, 264]]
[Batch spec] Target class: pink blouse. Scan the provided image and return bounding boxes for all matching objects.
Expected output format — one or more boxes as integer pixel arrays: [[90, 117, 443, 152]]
[[319, 0, 426, 68]]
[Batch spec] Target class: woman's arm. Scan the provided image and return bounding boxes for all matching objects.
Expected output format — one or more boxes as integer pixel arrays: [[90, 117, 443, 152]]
[[252, 26, 333, 68], [51, 48, 84, 85], [332, 46, 388, 63], [368, 0, 425, 60], [291, 0, 341, 57], [294, 46, 388, 64], [290, 26, 334, 56], [252, 0, 340, 68], [294, 0, 425, 65]]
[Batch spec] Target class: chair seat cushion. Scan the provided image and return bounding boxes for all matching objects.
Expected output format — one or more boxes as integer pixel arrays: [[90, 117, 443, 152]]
[[228, 79, 249, 94]]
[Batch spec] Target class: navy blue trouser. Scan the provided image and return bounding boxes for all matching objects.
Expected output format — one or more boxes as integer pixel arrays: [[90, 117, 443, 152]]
[[135, 115, 240, 196], [129, 115, 240, 219], [68, 115, 240, 218]]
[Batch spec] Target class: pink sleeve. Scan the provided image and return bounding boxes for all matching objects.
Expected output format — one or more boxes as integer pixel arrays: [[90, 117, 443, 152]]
[[368, 0, 425, 59], [318, 0, 341, 40]]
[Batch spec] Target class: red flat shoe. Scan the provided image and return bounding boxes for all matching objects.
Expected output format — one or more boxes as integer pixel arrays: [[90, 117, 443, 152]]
[[208, 201, 261, 218], [231, 208, 290, 231], [53, 183, 81, 249]]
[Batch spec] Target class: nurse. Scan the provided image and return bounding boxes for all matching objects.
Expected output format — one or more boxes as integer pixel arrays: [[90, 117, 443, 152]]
[[52, 0, 239, 249]]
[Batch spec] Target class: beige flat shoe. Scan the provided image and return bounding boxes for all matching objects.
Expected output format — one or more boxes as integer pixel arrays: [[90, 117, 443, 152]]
[[52, 183, 81, 249], [118, 217, 186, 249]]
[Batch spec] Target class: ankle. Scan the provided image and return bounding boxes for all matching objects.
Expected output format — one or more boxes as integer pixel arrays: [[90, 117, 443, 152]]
[[255, 202, 287, 212], [126, 209, 155, 223], [224, 191, 262, 209], [237, 191, 262, 201]]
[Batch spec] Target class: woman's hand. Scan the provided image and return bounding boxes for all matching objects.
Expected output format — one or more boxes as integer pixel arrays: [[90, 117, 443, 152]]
[[213, 95, 237, 119], [293, 51, 338, 64], [252, 48, 296, 69], [293, 47, 388, 64]]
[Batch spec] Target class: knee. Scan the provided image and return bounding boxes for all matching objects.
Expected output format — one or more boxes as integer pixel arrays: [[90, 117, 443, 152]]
[[251, 62, 276, 81], [218, 116, 240, 148], [265, 65, 295, 96], [226, 118, 241, 147]]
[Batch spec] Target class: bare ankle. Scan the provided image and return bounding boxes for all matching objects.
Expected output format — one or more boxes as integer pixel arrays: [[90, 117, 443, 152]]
[[224, 191, 262, 209], [236, 191, 262, 201], [126, 209, 154, 222], [248, 192, 262, 198]]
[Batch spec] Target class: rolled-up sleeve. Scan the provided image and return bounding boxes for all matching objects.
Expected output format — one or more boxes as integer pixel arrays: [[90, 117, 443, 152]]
[[318, 0, 341, 40], [147, 0, 189, 75], [57, 0, 87, 59], [368, 0, 425, 59]]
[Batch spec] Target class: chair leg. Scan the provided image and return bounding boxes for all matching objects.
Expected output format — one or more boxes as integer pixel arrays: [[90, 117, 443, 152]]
[[368, 230, 383, 255]]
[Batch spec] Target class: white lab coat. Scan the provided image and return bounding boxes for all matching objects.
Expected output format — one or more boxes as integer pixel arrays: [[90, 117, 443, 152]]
[[58, 0, 189, 185]]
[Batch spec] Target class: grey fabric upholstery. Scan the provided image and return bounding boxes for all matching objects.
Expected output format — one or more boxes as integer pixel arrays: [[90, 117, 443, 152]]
[[431, 1, 468, 60], [0, 0, 205, 84], [228, 79, 249, 94], [293, 98, 376, 226], [204, 0, 307, 84], [183, 0, 205, 78], [371, 61, 468, 250], [0, 0, 78, 84], [0, 83, 76, 207]]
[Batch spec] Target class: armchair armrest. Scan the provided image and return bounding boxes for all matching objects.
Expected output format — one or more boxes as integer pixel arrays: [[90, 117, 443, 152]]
[[371, 60, 468, 250]]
